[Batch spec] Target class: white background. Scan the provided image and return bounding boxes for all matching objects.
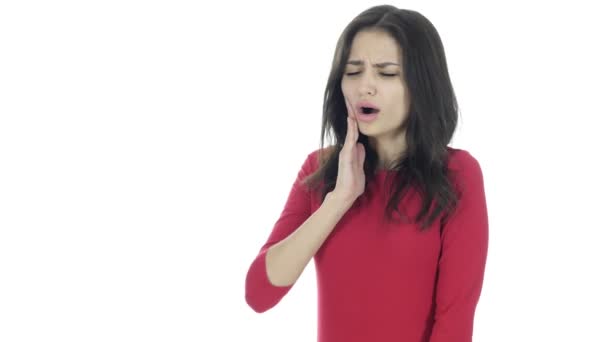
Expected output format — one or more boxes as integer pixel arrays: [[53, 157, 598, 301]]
[[1, 1, 607, 341]]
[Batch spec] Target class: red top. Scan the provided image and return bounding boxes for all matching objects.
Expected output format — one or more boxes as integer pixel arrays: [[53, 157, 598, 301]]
[[245, 147, 489, 342]]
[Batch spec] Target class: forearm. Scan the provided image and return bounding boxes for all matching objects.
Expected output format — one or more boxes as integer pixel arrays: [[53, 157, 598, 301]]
[[265, 191, 352, 286]]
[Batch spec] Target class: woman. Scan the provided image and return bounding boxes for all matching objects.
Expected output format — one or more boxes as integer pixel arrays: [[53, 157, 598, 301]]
[[245, 5, 489, 342]]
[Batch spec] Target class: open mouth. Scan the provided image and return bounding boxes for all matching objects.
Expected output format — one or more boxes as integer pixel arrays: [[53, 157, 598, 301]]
[[361, 106, 380, 114]]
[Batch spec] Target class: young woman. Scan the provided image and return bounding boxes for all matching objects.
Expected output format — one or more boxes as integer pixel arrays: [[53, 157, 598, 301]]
[[245, 5, 489, 342]]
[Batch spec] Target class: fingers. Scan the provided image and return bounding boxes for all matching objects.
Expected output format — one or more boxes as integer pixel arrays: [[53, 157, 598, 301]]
[[347, 113, 357, 149], [348, 100, 359, 143], [344, 116, 353, 150], [346, 99, 353, 118], [345, 103, 357, 148], [347, 99, 356, 119], [343, 99, 359, 157], [344, 102, 351, 145]]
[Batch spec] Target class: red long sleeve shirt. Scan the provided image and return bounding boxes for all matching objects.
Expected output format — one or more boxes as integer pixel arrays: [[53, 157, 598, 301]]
[[245, 146, 489, 342]]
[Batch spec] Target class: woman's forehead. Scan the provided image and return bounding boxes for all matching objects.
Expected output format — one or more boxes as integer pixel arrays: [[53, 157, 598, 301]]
[[349, 31, 402, 63]]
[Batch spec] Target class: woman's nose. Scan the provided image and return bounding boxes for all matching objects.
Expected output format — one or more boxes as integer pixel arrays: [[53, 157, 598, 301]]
[[358, 74, 377, 95], [359, 79, 376, 95]]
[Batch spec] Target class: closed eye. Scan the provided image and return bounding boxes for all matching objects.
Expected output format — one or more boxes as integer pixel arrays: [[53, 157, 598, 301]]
[[345, 72, 397, 77]]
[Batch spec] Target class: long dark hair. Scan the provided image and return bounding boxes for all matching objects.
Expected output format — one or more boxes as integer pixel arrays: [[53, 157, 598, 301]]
[[303, 5, 461, 231]]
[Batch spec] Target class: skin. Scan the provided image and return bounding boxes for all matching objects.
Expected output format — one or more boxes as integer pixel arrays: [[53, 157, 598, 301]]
[[341, 29, 411, 170]]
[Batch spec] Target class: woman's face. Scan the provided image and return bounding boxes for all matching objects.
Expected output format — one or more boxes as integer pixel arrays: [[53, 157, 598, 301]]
[[341, 29, 411, 140]]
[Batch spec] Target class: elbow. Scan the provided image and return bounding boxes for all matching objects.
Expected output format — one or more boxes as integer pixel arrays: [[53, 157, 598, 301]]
[[244, 249, 290, 313], [245, 290, 272, 313], [244, 258, 276, 314]]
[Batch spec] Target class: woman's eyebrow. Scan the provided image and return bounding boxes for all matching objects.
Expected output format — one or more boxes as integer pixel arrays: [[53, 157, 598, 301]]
[[346, 60, 399, 67]]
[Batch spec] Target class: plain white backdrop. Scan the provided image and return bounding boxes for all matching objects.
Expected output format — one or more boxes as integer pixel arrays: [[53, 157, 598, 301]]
[[1, 1, 607, 341]]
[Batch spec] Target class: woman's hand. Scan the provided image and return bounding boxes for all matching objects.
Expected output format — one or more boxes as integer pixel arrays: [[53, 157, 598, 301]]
[[331, 100, 366, 205]]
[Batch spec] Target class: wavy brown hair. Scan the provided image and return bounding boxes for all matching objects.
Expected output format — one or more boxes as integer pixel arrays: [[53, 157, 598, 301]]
[[302, 5, 462, 231]]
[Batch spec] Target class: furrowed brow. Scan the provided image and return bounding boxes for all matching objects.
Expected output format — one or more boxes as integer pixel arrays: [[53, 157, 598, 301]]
[[346, 60, 399, 68]]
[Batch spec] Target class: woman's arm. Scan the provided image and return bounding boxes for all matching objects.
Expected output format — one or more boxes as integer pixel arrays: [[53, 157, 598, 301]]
[[264, 191, 352, 287], [244, 151, 353, 313], [429, 151, 489, 342]]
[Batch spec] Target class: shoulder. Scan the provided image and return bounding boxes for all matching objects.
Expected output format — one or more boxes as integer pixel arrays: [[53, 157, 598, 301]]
[[445, 146, 484, 192], [446, 146, 482, 172]]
